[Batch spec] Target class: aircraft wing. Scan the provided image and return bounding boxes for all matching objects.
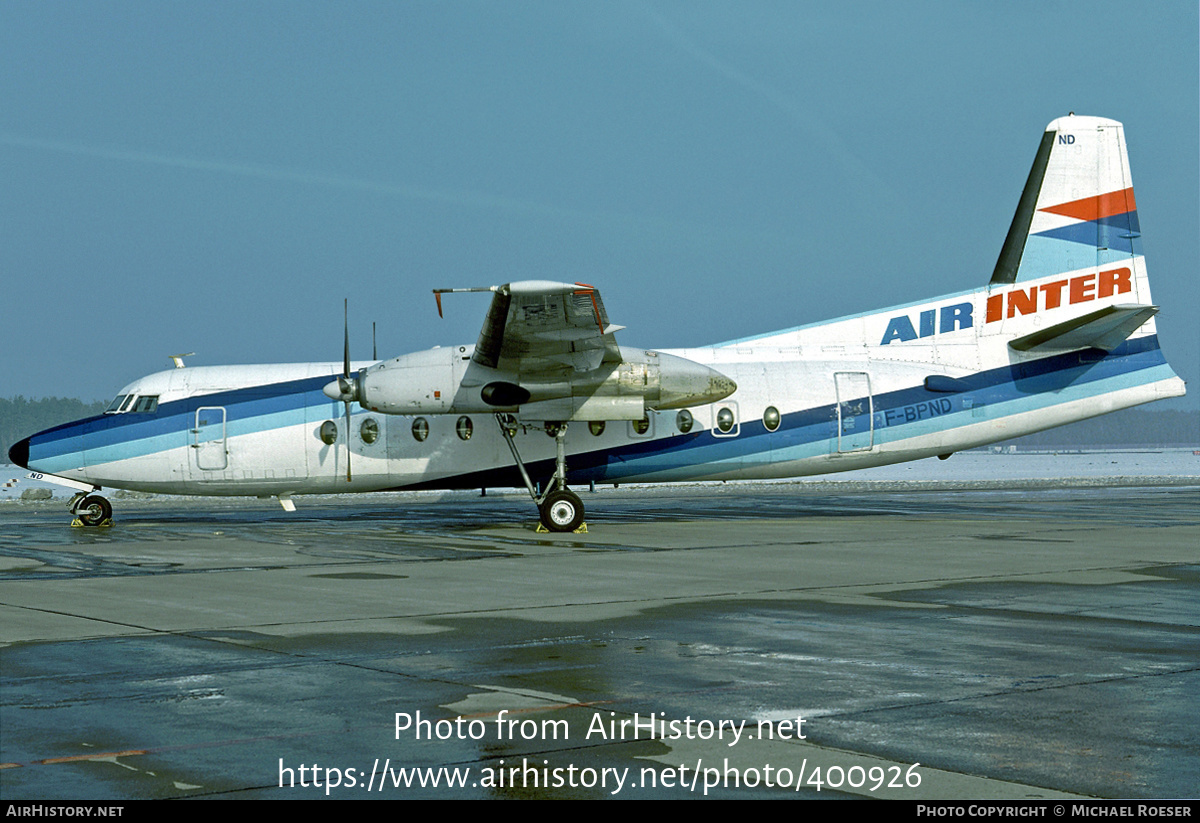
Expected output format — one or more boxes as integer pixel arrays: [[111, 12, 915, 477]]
[[458, 281, 625, 375]]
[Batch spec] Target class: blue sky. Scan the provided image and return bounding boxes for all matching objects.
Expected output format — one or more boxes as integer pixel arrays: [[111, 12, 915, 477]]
[[2, 1, 1197, 408]]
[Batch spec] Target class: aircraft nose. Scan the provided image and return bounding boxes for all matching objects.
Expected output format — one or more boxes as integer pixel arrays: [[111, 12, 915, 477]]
[[8, 437, 30, 470]]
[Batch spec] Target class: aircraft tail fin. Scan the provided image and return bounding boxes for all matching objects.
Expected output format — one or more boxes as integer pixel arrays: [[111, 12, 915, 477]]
[[990, 115, 1141, 286]]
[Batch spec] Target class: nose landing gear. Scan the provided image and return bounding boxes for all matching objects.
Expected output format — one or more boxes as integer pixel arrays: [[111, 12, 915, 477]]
[[71, 493, 113, 527]]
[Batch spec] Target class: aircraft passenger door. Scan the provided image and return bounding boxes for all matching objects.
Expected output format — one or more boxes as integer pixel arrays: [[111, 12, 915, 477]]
[[834, 372, 873, 453], [193, 406, 229, 470]]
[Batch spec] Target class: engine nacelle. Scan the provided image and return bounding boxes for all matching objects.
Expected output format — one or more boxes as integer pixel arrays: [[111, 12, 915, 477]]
[[333, 346, 736, 421], [354, 347, 464, 414]]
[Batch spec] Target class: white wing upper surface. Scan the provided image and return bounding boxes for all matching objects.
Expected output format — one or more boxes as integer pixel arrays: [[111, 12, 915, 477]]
[[471, 281, 624, 376]]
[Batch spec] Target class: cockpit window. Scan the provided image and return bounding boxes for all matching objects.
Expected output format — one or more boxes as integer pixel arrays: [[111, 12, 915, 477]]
[[105, 394, 158, 414], [132, 395, 159, 413]]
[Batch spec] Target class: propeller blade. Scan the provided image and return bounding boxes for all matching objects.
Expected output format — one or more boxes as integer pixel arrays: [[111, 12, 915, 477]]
[[344, 399, 353, 483], [343, 299, 351, 380], [343, 299, 352, 482]]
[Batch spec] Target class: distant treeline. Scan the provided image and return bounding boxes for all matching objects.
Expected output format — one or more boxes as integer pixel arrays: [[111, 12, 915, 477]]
[[0, 397, 1197, 462], [1, 397, 107, 460]]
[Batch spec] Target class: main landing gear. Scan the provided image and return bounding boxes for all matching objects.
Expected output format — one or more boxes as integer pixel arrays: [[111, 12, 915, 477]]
[[495, 414, 585, 532], [539, 487, 585, 533]]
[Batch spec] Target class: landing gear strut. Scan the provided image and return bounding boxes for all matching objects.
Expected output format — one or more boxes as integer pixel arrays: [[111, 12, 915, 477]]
[[495, 415, 585, 532]]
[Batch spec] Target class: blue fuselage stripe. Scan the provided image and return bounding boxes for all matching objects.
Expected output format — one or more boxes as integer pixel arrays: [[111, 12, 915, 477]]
[[23, 336, 1171, 488]]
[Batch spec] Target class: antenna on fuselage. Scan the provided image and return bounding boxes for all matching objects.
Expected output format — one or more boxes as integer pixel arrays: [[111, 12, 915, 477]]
[[168, 352, 195, 369]]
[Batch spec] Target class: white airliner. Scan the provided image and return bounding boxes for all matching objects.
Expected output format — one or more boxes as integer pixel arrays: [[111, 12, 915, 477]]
[[9, 115, 1186, 530]]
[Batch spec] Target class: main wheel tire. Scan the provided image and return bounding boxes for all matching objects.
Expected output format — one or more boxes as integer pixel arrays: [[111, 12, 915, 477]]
[[540, 490, 584, 532], [77, 495, 112, 526]]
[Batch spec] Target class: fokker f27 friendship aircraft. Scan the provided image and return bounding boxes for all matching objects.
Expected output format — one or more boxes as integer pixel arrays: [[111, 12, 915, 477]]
[[9, 115, 1186, 531]]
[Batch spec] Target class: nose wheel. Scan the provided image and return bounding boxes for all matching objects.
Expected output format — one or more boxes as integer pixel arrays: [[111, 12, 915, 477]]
[[73, 494, 113, 527]]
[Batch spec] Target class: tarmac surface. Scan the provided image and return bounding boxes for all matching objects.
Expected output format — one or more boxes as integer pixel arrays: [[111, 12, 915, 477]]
[[1, 479, 1197, 799]]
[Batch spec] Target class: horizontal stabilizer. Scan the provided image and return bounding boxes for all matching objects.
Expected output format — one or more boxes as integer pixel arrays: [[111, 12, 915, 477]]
[[1008, 304, 1157, 353]]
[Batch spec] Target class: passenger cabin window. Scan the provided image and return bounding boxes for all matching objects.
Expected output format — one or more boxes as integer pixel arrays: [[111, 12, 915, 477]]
[[456, 416, 473, 441], [763, 406, 781, 432]]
